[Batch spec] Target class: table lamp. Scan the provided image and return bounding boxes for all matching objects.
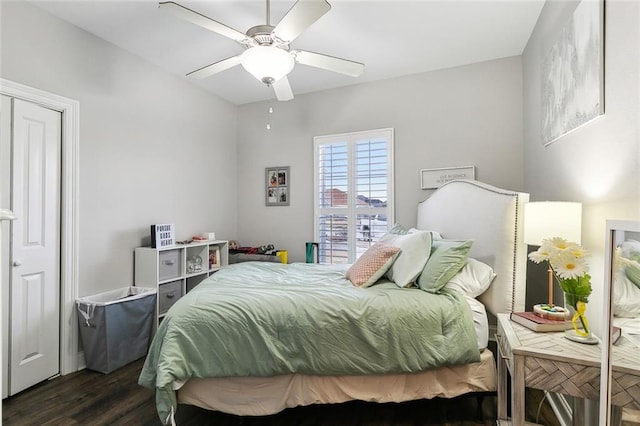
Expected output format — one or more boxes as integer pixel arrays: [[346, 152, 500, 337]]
[[524, 201, 582, 311]]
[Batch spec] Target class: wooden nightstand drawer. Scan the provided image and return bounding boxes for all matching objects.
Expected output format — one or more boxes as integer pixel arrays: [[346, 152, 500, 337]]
[[496, 315, 514, 370], [496, 331, 513, 371]]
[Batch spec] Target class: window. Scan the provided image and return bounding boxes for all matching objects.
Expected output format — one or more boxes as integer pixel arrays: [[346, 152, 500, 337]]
[[313, 128, 394, 264]]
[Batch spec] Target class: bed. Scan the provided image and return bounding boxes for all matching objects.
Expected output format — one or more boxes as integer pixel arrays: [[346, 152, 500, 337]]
[[139, 180, 529, 424]]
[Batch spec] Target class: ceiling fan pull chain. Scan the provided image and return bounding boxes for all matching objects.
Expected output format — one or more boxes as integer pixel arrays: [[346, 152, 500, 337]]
[[266, 0, 271, 26], [266, 100, 274, 130]]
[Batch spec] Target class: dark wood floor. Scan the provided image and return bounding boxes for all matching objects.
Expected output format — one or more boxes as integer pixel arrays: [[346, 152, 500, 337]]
[[2, 357, 559, 426]]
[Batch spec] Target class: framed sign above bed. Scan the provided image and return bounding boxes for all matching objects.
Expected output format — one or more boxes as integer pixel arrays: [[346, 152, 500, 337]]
[[266, 166, 289, 206], [420, 166, 475, 189]]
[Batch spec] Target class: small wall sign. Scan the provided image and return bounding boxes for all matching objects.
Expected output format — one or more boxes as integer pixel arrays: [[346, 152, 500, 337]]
[[420, 166, 475, 189], [151, 223, 175, 248]]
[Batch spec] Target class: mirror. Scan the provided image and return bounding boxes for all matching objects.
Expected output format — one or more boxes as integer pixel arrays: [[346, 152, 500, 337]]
[[601, 220, 640, 425]]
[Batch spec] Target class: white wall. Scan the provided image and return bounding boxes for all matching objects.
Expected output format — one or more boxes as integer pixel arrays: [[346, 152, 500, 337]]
[[237, 57, 525, 262], [522, 0, 640, 334], [1, 2, 238, 296]]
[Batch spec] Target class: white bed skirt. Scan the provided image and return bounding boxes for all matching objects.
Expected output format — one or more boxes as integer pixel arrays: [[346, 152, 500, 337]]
[[177, 348, 496, 416]]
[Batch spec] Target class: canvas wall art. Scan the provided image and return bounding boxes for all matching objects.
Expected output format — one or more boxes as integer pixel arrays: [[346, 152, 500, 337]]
[[541, 0, 604, 146]]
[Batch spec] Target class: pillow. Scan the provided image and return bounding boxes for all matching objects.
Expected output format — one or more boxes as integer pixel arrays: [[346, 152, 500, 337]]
[[613, 269, 640, 317], [389, 223, 409, 235], [346, 243, 401, 287], [408, 227, 443, 240], [620, 241, 640, 289], [379, 230, 432, 288], [445, 258, 496, 298], [624, 257, 640, 289], [418, 239, 473, 293], [389, 223, 443, 240]]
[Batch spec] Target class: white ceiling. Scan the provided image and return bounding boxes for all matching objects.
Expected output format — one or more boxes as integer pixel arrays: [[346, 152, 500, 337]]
[[32, 0, 545, 105]]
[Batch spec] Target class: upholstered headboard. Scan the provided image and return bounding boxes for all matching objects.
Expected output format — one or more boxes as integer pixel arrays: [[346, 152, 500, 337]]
[[417, 180, 528, 315]]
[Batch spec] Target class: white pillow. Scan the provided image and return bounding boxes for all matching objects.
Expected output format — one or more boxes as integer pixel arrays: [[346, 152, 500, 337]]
[[379, 230, 432, 288], [445, 258, 496, 298], [408, 227, 443, 240], [613, 270, 640, 318]]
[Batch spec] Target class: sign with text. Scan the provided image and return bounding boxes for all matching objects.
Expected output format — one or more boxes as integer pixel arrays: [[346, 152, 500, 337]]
[[420, 166, 475, 190], [151, 223, 175, 248]]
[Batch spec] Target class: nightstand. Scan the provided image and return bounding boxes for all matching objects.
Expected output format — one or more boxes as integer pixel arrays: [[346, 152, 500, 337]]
[[496, 313, 640, 426]]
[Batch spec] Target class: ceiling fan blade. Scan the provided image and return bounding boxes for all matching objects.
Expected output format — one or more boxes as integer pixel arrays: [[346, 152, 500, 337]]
[[294, 50, 364, 77], [272, 0, 331, 43], [273, 77, 294, 101], [187, 55, 242, 79], [159, 2, 253, 46]]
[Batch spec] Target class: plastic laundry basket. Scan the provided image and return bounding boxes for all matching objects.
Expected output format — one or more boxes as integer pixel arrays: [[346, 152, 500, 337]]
[[76, 286, 156, 374]]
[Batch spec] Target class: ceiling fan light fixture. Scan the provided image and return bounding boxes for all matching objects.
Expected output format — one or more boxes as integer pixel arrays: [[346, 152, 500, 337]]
[[241, 46, 295, 85]]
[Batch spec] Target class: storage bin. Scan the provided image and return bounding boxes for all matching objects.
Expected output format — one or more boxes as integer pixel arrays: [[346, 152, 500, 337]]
[[158, 249, 181, 281], [158, 280, 182, 315], [76, 286, 156, 374]]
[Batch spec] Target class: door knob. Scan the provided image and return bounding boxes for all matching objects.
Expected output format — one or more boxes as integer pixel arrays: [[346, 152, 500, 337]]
[[13, 260, 22, 267]]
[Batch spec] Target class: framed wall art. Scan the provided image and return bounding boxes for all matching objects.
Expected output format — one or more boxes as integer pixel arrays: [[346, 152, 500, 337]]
[[541, 0, 604, 146], [420, 166, 475, 190], [265, 166, 290, 206]]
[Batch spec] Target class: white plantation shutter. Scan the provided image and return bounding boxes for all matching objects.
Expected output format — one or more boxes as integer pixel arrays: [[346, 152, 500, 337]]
[[314, 128, 394, 264]]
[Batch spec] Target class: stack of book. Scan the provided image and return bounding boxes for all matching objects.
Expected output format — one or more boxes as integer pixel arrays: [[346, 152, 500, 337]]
[[511, 311, 622, 343], [511, 311, 567, 332]]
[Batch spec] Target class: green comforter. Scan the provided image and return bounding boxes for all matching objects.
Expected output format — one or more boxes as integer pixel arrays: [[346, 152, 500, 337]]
[[139, 262, 480, 424]]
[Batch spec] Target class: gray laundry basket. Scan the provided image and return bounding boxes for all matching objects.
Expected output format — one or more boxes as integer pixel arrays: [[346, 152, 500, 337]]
[[76, 286, 156, 374]]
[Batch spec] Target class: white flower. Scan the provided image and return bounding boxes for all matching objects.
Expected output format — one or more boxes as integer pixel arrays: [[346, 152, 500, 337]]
[[551, 249, 589, 279], [528, 237, 591, 285], [528, 249, 550, 264]]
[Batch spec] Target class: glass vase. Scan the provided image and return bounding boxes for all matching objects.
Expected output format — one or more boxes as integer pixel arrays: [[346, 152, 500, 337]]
[[563, 292, 598, 344]]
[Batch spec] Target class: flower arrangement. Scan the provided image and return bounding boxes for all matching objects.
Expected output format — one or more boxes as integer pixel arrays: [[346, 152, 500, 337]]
[[528, 237, 592, 297], [528, 237, 592, 336]]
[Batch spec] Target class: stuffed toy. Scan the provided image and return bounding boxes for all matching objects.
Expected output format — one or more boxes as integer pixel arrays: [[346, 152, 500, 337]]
[[257, 244, 276, 255]]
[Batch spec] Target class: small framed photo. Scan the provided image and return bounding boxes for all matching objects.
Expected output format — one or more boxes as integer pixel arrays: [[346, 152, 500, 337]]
[[420, 166, 475, 190], [266, 166, 290, 206], [209, 246, 221, 269]]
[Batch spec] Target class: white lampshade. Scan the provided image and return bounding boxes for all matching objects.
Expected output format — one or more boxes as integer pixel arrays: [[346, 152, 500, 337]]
[[241, 46, 295, 85], [524, 202, 582, 245]]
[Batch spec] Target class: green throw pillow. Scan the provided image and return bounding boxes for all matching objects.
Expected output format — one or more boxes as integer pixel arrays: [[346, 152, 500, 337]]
[[389, 223, 409, 235], [418, 239, 473, 293], [625, 252, 640, 289]]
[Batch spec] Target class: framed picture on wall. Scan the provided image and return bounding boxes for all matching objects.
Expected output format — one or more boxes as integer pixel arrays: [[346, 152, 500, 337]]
[[265, 166, 290, 206]]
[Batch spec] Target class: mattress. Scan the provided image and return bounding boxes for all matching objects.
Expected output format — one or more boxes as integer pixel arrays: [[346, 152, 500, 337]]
[[177, 348, 496, 416]]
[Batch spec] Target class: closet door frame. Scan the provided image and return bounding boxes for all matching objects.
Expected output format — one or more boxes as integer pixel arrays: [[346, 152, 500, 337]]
[[0, 78, 80, 375]]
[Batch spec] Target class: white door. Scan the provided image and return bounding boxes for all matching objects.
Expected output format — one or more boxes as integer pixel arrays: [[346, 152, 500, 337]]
[[6, 98, 61, 395], [1, 95, 12, 398]]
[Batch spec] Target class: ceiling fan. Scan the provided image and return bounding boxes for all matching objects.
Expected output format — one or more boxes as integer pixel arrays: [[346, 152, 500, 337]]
[[159, 0, 365, 101]]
